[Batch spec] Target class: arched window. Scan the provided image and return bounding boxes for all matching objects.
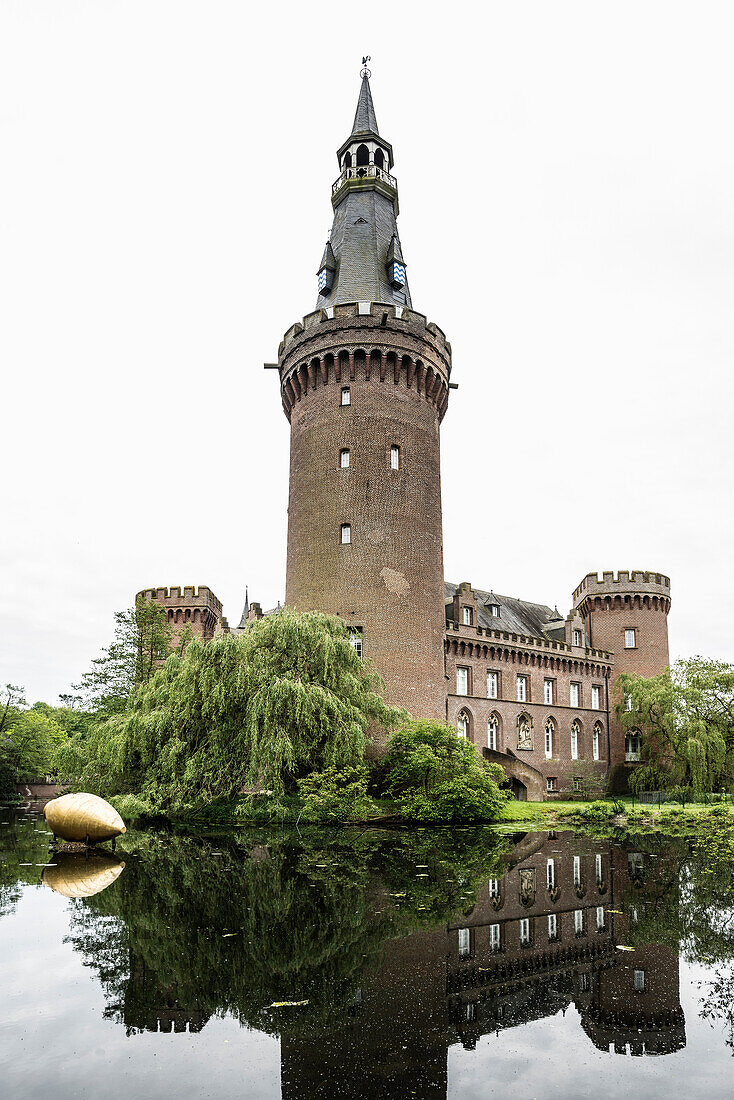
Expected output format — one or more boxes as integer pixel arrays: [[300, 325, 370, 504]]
[[340, 448, 350, 468], [344, 152, 352, 168], [356, 143, 369, 167], [341, 523, 351, 544], [625, 731, 641, 762], [457, 711, 469, 740], [544, 719, 554, 759], [593, 721, 603, 761], [374, 148, 384, 169], [488, 714, 499, 751], [571, 719, 581, 760]]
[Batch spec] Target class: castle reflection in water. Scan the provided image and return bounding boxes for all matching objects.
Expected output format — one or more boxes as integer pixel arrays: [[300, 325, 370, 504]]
[[111, 830, 684, 1099], [281, 833, 684, 1099]]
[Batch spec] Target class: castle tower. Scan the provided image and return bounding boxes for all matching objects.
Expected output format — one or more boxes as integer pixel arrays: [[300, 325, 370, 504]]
[[572, 571, 671, 767], [276, 68, 452, 722]]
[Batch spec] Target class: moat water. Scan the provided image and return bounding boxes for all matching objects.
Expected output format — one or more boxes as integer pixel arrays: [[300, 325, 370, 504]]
[[1, 806, 733, 1099]]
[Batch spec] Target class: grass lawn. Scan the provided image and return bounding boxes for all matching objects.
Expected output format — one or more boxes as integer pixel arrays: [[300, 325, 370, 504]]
[[500, 796, 734, 823]]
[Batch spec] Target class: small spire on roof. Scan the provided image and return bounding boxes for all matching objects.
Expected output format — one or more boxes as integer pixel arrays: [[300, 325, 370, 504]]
[[237, 586, 250, 630], [352, 60, 379, 136]]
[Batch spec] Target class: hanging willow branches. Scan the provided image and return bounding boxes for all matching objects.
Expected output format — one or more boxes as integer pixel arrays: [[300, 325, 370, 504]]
[[618, 657, 734, 793], [64, 609, 404, 809]]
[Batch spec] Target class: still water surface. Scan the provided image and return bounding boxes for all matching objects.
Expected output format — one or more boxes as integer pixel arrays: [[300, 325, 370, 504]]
[[1, 804, 733, 1098]]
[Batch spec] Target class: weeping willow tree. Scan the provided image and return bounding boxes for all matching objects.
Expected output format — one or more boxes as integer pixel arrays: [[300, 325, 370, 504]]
[[618, 657, 734, 793], [65, 609, 403, 810]]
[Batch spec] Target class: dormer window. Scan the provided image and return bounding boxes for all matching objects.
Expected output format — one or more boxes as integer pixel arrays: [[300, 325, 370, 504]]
[[488, 603, 500, 618], [317, 241, 336, 297], [462, 607, 472, 626]]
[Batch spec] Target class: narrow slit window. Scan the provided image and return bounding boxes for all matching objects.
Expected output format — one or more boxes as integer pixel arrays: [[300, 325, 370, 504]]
[[548, 913, 558, 941], [546, 858, 555, 889], [341, 523, 351, 544], [458, 928, 470, 957], [341, 386, 351, 406], [390, 444, 400, 470], [340, 448, 350, 468]]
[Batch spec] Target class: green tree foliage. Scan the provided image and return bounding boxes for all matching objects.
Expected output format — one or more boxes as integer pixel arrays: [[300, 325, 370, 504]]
[[0, 707, 66, 782], [297, 766, 375, 822], [73, 597, 173, 716], [619, 657, 734, 793], [383, 719, 508, 822], [67, 610, 402, 810]]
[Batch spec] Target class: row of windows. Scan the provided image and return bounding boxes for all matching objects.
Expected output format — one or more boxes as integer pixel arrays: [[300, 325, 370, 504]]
[[458, 616, 638, 652], [457, 668, 604, 710], [457, 711, 605, 761], [339, 445, 400, 469], [457, 907, 608, 956]]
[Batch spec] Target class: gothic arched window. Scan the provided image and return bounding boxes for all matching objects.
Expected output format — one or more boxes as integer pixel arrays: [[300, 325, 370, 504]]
[[374, 148, 384, 169], [593, 721, 603, 761], [457, 710, 471, 741], [544, 719, 555, 759], [488, 714, 499, 751], [571, 719, 581, 760], [356, 143, 369, 166]]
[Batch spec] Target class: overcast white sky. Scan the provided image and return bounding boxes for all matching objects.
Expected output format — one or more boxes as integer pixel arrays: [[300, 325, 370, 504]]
[[1, 1, 732, 704]]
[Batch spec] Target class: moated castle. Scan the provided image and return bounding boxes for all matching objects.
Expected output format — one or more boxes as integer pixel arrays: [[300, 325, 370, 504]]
[[138, 72, 671, 800]]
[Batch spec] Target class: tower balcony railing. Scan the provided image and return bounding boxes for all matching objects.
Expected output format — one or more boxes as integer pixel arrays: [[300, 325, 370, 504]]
[[332, 163, 397, 194]]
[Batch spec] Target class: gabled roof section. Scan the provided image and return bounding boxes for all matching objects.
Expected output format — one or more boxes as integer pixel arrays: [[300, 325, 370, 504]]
[[386, 233, 405, 265], [351, 74, 379, 136], [317, 240, 336, 273], [445, 581, 557, 640]]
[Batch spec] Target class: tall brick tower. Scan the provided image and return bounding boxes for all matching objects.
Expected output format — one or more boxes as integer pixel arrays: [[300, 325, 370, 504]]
[[572, 571, 672, 766], [275, 67, 451, 721]]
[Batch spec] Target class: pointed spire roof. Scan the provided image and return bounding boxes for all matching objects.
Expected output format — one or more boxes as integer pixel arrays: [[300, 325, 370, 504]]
[[351, 73, 379, 136], [317, 240, 336, 273], [237, 586, 249, 630], [386, 233, 405, 266]]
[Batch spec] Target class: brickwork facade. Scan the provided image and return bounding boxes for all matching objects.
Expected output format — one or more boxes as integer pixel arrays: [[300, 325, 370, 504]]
[[279, 303, 451, 722], [137, 586, 224, 648]]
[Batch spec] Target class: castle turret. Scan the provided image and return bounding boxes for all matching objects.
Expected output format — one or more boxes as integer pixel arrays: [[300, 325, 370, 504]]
[[276, 67, 451, 724], [572, 571, 671, 769], [138, 586, 224, 646]]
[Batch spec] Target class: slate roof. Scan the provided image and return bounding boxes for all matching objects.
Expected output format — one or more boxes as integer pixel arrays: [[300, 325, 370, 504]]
[[316, 76, 412, 310], [351, 74, 379, 136], [445, 581, 559, 641]]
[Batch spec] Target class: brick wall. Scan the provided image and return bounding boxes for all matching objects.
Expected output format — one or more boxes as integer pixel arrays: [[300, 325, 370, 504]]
[[279, 303, 451, 726]]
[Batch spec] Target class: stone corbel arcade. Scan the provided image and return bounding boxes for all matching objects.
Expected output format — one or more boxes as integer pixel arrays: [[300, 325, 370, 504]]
[[277, 302, 452, 423]]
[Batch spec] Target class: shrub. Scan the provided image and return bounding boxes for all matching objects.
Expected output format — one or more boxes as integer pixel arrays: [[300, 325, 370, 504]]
[[383, 720, 507, 823], [297, 766, 375, 823]]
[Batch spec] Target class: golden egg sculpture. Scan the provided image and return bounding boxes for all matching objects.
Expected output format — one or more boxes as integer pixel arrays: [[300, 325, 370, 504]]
[[42, 851, 126, 899], [44, 792, 126, 844]]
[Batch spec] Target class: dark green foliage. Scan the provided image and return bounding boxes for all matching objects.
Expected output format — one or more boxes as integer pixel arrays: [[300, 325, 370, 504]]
[[57, 825, 511, 1036], [619, 657, 734, 793], [65, 609, 401, 811], [297, 766, 375, 822], [383, 719, 508, 823]]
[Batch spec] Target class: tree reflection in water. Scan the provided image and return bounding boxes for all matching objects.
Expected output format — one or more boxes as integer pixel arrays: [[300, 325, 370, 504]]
[[16, 821, 734, 1092]]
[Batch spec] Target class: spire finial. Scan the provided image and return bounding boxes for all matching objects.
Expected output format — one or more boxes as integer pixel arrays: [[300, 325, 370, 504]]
[[361, 56, 371, 78]]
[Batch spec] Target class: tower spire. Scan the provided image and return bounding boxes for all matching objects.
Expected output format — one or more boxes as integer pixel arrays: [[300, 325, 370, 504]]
[[316, 68, 411, 310], [351, 70, 379, 136]]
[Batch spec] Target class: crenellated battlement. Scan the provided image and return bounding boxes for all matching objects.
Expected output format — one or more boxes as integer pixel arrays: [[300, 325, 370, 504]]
[[137, 586, 223, 614], [572, 571, 671, 606], [278, 301, 452, 361], [276, 301, 452, 423]]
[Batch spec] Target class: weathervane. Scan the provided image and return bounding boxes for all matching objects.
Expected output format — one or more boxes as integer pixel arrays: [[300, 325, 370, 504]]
[[361, 55, 371, 78]]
